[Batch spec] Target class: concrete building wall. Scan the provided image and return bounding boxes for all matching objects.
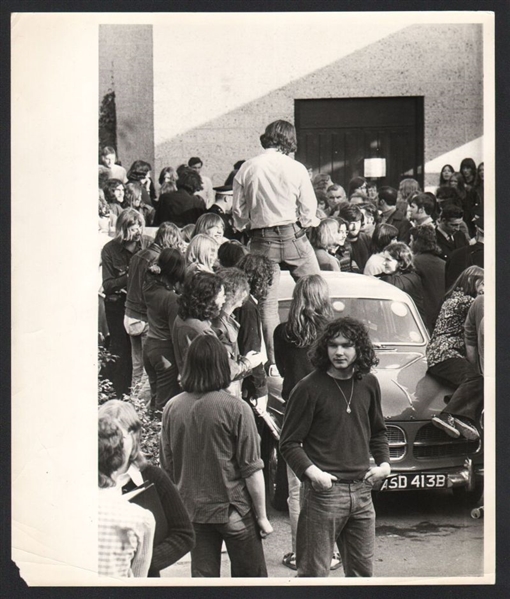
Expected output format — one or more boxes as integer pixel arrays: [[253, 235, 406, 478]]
[[153, 23, 482, 190], [100, 21, 482, 190], [99, 25, 154, 173]]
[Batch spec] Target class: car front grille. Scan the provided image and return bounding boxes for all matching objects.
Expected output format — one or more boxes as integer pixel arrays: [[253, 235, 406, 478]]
[[386, 425, 406, 460], [413, 423, 480, 458]]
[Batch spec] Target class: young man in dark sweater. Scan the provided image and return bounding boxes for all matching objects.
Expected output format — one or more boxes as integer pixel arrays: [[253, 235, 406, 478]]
[[280, 317, 390, 577]]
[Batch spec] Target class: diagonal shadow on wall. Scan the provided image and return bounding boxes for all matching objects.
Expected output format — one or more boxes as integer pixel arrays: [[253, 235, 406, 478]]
[[155, 23, 483, 183]]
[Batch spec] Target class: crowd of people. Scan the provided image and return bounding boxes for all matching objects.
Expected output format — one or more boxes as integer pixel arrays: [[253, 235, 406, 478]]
[[97, 121, 485, 578]]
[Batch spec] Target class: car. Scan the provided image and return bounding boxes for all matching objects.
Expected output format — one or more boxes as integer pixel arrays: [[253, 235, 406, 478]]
[[260, 271, 483, 510]]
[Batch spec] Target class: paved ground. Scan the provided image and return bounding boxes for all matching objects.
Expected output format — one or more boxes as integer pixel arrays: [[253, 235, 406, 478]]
[[161, 488, 484, 580]]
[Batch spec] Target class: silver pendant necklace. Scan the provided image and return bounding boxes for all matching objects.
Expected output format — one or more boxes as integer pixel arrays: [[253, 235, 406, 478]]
[[332, 377, 354, 413]]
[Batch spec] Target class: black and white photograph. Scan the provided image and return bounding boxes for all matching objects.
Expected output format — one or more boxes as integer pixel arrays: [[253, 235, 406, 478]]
[[11, 9, 496, 587]]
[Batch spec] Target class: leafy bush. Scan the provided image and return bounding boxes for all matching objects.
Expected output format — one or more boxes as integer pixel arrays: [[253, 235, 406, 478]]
[[98, 345, 160, 466]]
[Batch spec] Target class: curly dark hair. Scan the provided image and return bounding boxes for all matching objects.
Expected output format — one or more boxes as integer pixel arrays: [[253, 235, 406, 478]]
[[177, 167, 203, 194], [237, 253, 275, 301], [308, 317, 378, 379], [177, 271, 223, 321], [259, 120, 297, 155]]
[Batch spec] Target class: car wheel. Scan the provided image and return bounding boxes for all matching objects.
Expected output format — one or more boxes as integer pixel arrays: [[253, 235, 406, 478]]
[[452, 481, 484, 505], [263, 429, 289, 511]]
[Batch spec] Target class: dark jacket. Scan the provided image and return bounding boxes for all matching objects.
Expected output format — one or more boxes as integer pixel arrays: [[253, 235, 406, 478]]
[[445, 242, 484, 290], [414, 252, 445, 332], [385, 208, 412, 244], [379, 270, 429, 331], [154, 189, 206, 227], [435, 228, 469, 262]]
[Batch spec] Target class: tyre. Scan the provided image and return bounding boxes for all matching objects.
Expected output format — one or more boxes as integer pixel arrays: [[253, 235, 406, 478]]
[[263, 429, 289, 511]]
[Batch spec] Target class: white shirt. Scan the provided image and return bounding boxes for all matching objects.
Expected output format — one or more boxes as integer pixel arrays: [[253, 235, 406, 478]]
[[233, 148, 319, 231], [196, 175, 215, 209]]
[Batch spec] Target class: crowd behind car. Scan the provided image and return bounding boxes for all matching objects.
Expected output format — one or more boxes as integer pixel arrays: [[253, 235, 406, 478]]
[[97, 142, 485, 579]]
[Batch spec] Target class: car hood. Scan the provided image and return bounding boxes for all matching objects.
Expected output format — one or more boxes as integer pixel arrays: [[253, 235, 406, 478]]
[[374, 351, 456, 420]]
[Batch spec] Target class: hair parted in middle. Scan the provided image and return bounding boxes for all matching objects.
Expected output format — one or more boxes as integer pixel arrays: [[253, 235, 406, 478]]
[[114, 208, 144, 242], [185, 233, 219, 272], [285, 275, 335, 348], [192, 213, 225, 239], [181, 334, 231, 394], [308, 317, 378, 378], [259, 120, 297, 155], [177, 271, 223, 321]]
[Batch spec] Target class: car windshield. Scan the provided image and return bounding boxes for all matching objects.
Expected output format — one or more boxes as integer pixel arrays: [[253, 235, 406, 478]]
[[278, 297, 425, 345]]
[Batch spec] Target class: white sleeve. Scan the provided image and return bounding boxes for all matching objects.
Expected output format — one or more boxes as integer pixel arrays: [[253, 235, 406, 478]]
[[130, 507, 156, 577], [232, 174, 250, 231], [296, 167, 320, 228]]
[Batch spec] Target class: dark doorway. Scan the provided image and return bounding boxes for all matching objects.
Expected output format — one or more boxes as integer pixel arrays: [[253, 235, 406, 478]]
[[295, 97, 424, 191]]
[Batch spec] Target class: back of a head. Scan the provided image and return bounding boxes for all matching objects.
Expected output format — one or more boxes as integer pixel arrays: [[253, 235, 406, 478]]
[[399, 178, 420, 200], [371, 223, 398, 253], [216, 267, 249, 306], [98, 414, 124, 488], [310, 218, 338, 250], [218, 241, 249, 268], [348, 176, 367, 198], [410, 224, 440, 254], [188, 156, 203, 168], [177, 167, 203, 194], [259, 120, 297, 155], [448, 265, 484, 298], [237, 253, 275, 300], [155, 221, 184, 250], [180, 334, 231, 394], [178, 271, 222, 321], [157, 248, 186, 286], [378, 186, 398, 207], [440, 203, 464, 221], [127, 160, 151, 181]]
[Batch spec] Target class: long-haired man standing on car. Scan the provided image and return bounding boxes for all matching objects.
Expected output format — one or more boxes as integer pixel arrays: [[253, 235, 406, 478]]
[[280, 317, 390, 577]]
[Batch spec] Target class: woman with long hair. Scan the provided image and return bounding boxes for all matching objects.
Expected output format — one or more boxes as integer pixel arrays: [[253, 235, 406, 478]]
[[427, 266, 484, 440], [158, 166, 178, 196], [127, 159, 156, 204], [99, 400, 195, 577], [363, 223, 398, 276], [439, 164, 455, 186], [273, 275, 341, 572], [184, 233, 219, 279], [460, 157, 478, 193], [143, 248, 186, 411], [378, 241, 428, 330]]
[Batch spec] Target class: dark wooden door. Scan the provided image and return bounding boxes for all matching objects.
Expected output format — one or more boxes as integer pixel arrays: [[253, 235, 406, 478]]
[[295, 97, 424, 190]]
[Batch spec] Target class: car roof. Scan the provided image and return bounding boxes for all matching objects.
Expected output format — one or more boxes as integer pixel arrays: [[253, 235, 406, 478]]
[[277, 270, 414, 303]]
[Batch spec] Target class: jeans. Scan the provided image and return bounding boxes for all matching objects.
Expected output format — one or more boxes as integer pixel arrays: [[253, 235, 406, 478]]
[[296, 480, 375, 577], [287, 464, 302, 553], [250, 225, 320, 364], [124, 318, 149, 389], [191, 509, 268, 577], [428, 357, 482, 421], [143, 337, 181, 410]]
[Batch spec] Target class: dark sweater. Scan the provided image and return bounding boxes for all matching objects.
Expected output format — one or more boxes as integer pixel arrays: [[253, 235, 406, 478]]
[[280, 370, 389, 481], [273, 322, 314, 401], [143, 277, 180, 341], [123, 464, 195, 574], [379, 270, 429, 331]]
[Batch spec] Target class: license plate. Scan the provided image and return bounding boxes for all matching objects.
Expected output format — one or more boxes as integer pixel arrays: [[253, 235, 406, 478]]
[[379, 473, 447, 491]]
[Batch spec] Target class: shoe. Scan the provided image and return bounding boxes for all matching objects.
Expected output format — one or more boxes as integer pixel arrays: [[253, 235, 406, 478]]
[[454, 417, 480, 441], [330, 551, 342, 571], [432, 414, 460, 438], [282, 552, 297, 570]]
